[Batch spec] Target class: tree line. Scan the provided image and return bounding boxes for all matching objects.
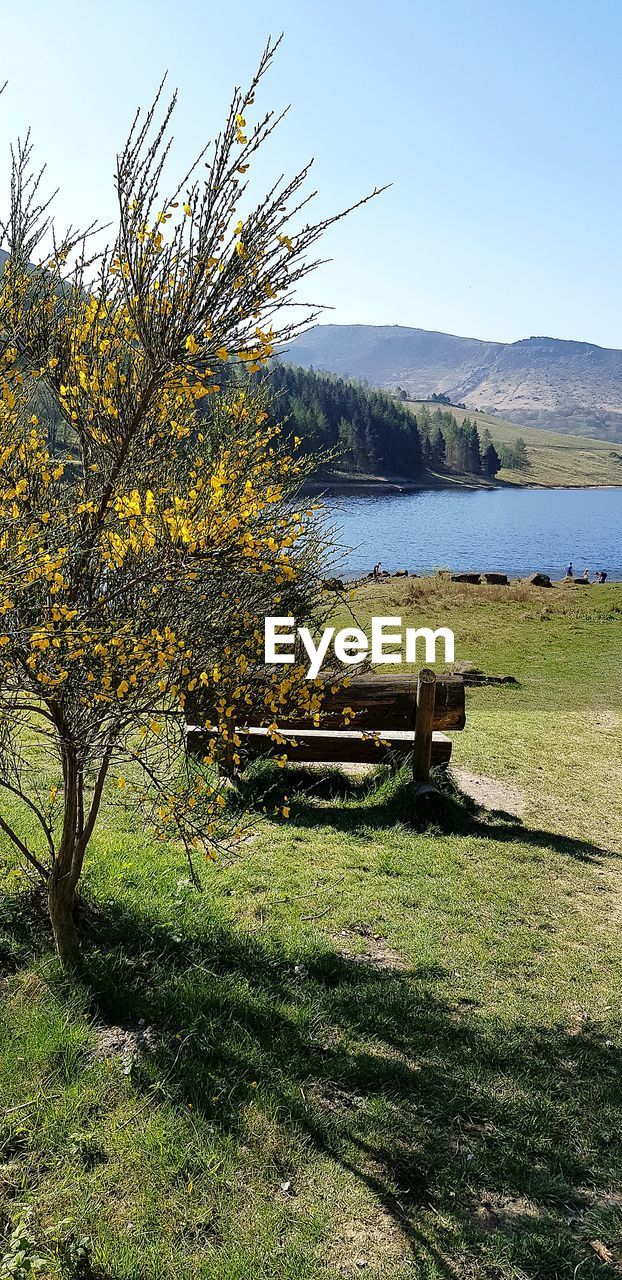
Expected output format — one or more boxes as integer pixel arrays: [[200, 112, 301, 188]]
[[42, 354, 529, 482], [266, 363, 527, 480]]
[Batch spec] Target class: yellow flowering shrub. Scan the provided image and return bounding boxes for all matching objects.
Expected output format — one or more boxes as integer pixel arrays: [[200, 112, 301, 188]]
[[0, 43, 372, 967]]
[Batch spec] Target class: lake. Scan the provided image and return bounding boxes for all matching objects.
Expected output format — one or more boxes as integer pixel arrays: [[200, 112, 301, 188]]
[[325, 486, 622, 579]]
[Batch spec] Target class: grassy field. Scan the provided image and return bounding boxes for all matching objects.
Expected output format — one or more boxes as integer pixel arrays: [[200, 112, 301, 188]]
[[1, 579, 622, 1278], [409, 400, 622, 488]]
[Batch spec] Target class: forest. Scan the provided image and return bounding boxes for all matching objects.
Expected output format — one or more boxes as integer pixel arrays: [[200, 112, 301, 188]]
[[267, 362, 506, 480], [43, 357, 517, 482]]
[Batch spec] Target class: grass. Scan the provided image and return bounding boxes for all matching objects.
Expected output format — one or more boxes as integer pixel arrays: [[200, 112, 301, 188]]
[[408, 400, 622, 488], [1, 579, 622, 1278]]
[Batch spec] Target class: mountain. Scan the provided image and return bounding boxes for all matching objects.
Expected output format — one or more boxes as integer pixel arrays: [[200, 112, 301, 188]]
[[284, 324, 622, 443]]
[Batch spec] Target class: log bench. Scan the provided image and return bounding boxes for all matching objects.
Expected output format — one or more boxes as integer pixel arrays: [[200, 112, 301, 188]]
[[186, 669, 465, 783]]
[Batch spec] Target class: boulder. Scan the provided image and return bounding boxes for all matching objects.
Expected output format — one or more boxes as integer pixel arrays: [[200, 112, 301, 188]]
[[451, 661, 518, 687], [482, 572, 509, 585], [528, 572, 552, 588], [464, 669, 519, 687], [451, 572, 481, 584]]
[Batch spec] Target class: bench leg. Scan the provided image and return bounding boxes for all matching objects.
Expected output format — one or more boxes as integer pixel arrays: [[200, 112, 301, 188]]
[[413, 669, 436, 784]]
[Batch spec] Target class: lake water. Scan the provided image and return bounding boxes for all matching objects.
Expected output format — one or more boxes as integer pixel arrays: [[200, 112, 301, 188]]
[[326, 486, 622, 580]]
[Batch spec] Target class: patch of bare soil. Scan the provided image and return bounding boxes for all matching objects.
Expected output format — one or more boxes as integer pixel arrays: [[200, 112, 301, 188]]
[[594, 709, 621, 732], [313, 1083, 367, 1116], [93, 1021, 157, 1065], [452, 767, 526, 818], [470, 1190, 546, 1234], [332, 927, 409, 971], [326, 1205, 411, 1274], [337, 763, 372, 778]]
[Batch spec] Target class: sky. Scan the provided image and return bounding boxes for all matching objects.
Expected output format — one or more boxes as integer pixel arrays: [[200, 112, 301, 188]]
[[1, 0, 622, 347]]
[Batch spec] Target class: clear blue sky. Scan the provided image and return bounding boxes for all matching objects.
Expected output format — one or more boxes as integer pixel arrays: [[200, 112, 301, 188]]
[[2, 0, 622, 347]]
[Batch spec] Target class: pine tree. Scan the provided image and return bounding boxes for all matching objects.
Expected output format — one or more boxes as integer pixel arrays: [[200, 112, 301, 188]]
[[431, 425, 446, 467], [482, 441, 501, 477], [468, 422, 482, 474]]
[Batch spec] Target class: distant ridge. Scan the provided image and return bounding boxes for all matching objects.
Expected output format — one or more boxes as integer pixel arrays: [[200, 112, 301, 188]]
[[4, 248, 622, 446], [285, 323, 622, 443]]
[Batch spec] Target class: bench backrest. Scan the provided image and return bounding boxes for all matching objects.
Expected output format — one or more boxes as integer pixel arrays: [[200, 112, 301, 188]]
[[273, 673, 465, 732], [191, 672, 465, 733]]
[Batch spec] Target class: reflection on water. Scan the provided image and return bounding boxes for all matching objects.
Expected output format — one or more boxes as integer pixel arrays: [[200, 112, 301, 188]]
[[326, 486, 622, 579]]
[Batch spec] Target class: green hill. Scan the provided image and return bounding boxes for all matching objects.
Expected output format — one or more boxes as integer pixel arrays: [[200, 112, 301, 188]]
[[408, 400, 622, 488]]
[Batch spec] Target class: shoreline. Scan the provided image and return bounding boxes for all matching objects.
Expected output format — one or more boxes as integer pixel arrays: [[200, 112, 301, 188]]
[[344, 569, 621, 585], [301, 475, 622, 495]]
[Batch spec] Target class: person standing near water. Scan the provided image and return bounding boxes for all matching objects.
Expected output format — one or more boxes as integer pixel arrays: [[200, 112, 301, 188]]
[[566, 561, 574, 578]]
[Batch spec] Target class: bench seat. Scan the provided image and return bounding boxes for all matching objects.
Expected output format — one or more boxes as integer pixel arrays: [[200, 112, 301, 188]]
[[186, 724, 452, 767]]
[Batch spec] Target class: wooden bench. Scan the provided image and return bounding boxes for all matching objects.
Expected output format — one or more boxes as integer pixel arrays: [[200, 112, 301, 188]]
[[186, 668, 465, 783]]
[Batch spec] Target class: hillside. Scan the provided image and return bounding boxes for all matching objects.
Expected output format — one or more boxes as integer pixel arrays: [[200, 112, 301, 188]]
[[408, 400, 622, 488], [268, 364, 622, 490], [286, 323, 622, 443]]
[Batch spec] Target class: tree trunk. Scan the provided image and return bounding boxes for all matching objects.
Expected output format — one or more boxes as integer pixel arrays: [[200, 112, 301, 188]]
[[45, 735, 110, 970], [49, 740, 81, 971], [48, 867, 81, 971]]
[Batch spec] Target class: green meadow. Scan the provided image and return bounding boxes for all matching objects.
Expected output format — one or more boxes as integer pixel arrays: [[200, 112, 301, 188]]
[[1, 578, 621, 1278], [408, 400, 622, 488]]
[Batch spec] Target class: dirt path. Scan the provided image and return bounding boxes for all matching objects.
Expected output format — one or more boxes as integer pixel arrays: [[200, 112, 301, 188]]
[[451, 767, 526, 817]]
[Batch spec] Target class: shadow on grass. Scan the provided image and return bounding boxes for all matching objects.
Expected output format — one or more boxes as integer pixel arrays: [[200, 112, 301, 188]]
[[233, 758, 617, 865], [3, 881, 621, 1278]]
